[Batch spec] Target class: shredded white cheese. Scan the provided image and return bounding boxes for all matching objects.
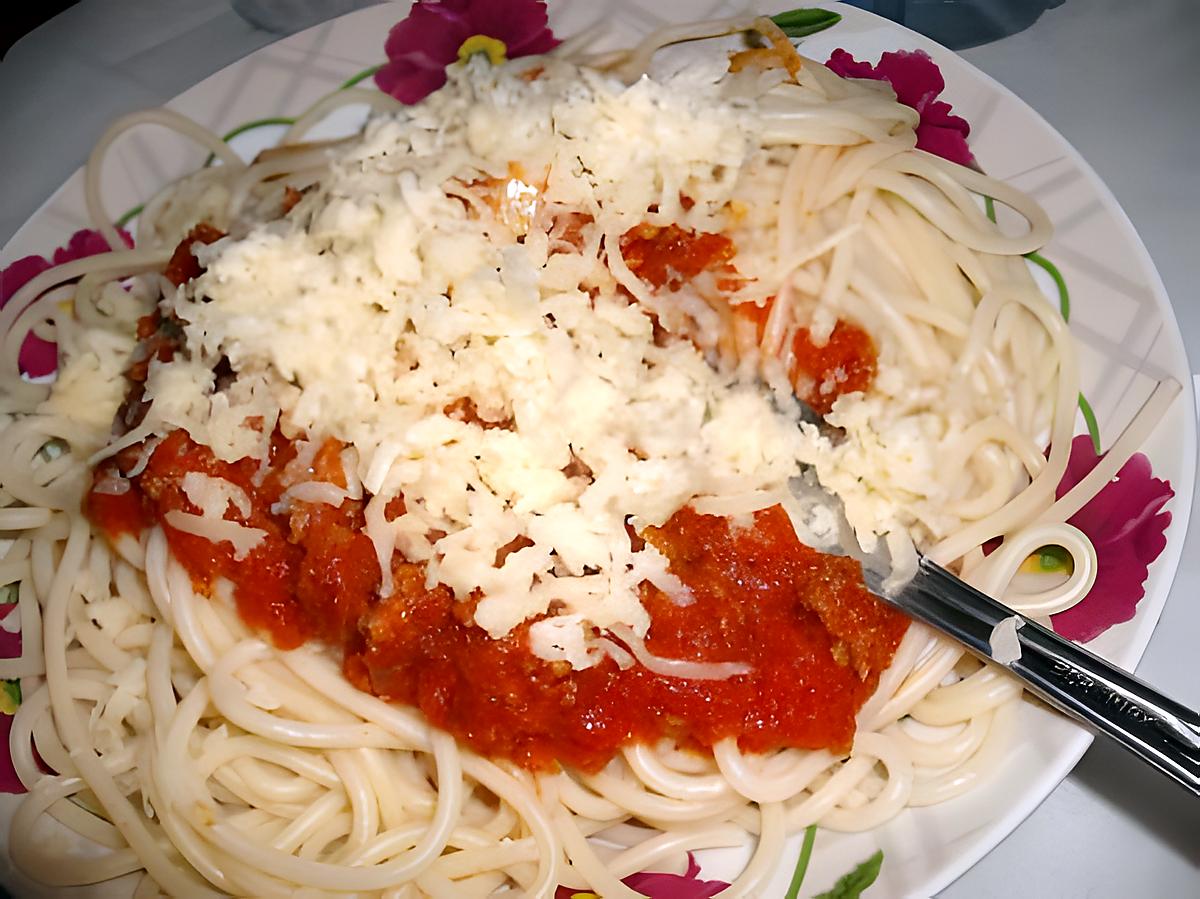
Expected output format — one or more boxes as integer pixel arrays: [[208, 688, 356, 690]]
[[125, 436, 161, 478], [274, 481, 353, 512], [163, 510, 266, 561], [528, 614, 596, 670], [38, 328, 137, 454], [127, 58, 825, 666], [182, 472, 252, 520], [609, 624, 752, 681]]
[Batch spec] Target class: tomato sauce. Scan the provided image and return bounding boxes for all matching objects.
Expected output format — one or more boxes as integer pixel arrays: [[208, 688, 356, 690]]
[[734, 298, 877, 415], [162, 223, 225, 287], [620, 225, 878, 413], [791, 321, 877, 414], [87, 482, 150, 538], [88, 434, 907, 772], [620, 223, 737, 292], [91, 431, 377, 650], [87, 222, 902, 773]]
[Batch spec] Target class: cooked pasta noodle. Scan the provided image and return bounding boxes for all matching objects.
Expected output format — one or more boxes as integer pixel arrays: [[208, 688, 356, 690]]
[[0, 18, 1178, 899]]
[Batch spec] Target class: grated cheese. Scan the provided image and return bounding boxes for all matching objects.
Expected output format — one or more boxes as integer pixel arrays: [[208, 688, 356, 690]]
[[127, 57, 825, 665], [163, 510, 266, 561], [38, 328, 137, 454], [182, 472, 252, 519], [274, 481, 353, 513]]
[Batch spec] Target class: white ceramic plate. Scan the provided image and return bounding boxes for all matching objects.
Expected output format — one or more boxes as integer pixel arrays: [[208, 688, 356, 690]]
[[0, 2, 1194, 896]]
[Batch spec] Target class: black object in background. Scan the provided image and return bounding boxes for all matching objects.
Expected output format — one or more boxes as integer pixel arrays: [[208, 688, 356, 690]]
[[841, 0, 1066, 49], [1, 0, 79, 57]]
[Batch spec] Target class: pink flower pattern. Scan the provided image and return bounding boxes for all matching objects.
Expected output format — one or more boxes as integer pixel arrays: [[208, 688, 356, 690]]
[[0, 605, 22, 793], [555, 853, 729, 899], [1051, 435, 1174, 642], [0, 227, 133, 792], [375, 0, 558, 104], [1, 228, 134, 378], [0, 714, 18, 794], [825, 48, 975, 167]]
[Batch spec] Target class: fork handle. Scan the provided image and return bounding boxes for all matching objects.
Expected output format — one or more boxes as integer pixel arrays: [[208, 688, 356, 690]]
[[905, 559, 1200, 796]]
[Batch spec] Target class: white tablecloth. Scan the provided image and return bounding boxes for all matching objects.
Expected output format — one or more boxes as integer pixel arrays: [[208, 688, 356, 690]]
[[1, 1, 1197, 896]]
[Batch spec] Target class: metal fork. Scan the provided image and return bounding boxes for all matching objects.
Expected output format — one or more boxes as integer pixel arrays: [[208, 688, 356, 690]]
[[864, 555, 1200, 796]]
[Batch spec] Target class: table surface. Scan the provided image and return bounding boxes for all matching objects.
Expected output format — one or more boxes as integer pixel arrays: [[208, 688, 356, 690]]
[[1, 1, 1197, 896]]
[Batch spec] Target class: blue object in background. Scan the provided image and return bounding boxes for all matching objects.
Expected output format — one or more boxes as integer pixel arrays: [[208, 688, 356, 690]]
[[232, 0, 378, 33], [838, 0, 1066, 49], [235, 0, 1066, 48]]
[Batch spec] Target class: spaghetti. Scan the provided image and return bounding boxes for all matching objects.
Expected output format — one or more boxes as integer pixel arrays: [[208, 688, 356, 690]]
[[0, 20, 1179, 899]]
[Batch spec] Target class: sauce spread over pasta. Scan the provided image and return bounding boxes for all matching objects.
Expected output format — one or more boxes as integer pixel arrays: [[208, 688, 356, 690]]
[[9, 43, 1090, 898], [732, 296, 878, 416], [89, 434, 906, 772], [87, 223, 904, 773], [620, 223, 878, 414]]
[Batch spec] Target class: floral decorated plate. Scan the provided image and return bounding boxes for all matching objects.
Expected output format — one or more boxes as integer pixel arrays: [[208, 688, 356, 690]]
[[0, 2, 1193, 897]]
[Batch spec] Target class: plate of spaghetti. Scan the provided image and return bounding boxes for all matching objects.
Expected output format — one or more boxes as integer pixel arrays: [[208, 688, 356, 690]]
[[0, 1, 1193, 897]]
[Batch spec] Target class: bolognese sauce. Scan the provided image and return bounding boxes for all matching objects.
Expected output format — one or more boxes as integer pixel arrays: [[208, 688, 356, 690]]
[[621, 223, 878, 414], [87, 222, 906, 774], [89, 438, 906, 772]]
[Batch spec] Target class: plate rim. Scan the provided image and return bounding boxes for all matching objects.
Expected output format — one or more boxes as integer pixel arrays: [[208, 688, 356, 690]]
[[0, 2, 1194, 897]]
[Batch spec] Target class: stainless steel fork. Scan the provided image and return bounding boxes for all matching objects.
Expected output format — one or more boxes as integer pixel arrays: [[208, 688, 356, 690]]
[[865, 555, 1200, 796]]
